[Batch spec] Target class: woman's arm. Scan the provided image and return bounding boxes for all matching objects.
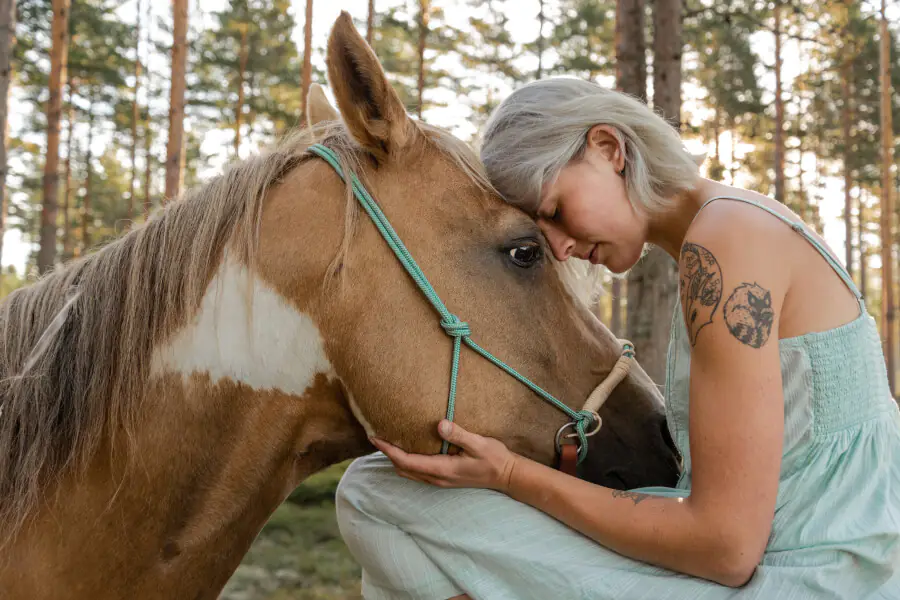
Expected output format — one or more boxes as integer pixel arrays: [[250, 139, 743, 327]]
[[372, 211, 787, 587], [505, 217, 786, 586]]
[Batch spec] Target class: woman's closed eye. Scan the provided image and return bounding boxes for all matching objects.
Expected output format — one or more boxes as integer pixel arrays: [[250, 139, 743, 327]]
[[551, 206, 561, 222]]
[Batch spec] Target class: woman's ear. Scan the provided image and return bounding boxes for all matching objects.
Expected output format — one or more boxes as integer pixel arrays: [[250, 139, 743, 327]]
[[586, 125, 626, 174]]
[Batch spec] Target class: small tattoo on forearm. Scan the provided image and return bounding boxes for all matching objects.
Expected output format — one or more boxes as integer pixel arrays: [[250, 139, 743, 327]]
[[724, 282, 774, 348], [679, 242, 723, 346], [612, 490, 651, 505]]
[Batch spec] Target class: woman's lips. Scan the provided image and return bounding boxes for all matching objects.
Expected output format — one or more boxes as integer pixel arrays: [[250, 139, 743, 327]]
[[589, 243, 600, 264]]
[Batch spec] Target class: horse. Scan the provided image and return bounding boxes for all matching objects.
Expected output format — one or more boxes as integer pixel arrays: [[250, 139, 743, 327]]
[[0, 13, 679, 599]]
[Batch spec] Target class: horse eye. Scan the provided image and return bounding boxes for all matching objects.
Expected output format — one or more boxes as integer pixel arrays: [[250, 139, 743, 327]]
[[508, 243, 543, 268]]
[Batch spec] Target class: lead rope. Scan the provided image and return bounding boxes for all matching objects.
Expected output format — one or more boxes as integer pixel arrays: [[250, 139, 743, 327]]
[[308, 143, 631, 462]]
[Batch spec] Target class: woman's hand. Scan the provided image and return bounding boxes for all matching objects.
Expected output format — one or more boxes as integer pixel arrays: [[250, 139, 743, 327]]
[[369, 420, 520, 492]]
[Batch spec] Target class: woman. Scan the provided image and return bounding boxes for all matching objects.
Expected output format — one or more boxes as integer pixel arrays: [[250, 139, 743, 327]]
[[335, 78, 900, 599]]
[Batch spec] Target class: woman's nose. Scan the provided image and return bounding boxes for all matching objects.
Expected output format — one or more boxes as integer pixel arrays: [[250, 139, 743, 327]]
[[539, 222, 576, 261]]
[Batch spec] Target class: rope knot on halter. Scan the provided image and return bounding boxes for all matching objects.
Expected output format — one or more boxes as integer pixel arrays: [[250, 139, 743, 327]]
[[440, 315, 471, 338]]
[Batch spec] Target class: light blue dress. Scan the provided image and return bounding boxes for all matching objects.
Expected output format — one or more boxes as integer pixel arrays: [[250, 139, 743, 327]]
[[336, 196, 900, 599]]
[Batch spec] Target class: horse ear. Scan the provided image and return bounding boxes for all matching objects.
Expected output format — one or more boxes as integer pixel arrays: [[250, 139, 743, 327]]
[[306, 83, 338, 127], [326, 11, 414, 161]]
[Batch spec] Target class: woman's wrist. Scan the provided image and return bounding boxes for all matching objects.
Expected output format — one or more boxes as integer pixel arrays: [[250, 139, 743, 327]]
[[497, 452, 523, 493]]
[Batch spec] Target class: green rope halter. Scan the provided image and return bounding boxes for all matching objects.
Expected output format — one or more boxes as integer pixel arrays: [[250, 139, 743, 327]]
[[308, 143, 598, 462]]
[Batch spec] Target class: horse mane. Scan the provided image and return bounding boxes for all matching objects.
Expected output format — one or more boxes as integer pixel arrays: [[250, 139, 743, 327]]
[[0, 119, 494, 547]]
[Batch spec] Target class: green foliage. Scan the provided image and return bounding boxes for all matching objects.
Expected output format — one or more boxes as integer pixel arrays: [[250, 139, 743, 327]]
[[453, 0, 523, 128], [193, 0, 306, 151], [223, 463, 361, 600], [366, 3, 465, 116], [287, 462, 349, 506], [550, 0, 615, 80]]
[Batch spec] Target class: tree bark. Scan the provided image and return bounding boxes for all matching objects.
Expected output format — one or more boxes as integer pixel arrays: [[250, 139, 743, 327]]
[[143, 0, 152, 218], [164, 0, 188, 203], [773, 2, 785, 203], [652, 0, 682, 126], [62, 85, 75, 261], [796, 110, 806, 221], [616, 0, 646, 102], [235, 23, 248, 157], [37, 0, 70, 273], [713, 102, 720, 165], [730, 114, 737, 184], [613, 0, 647, 337], [302, 0, 312, 117], [880, 0, 895, 394], [366, 0, 375, 46], [128, 0, 141, 223], [536, 0, 545, 79], [623, 0, 682, 384], [0, 0, 13, 270], [82, 98, 94, 253], [841, 58, 854, 280], [416, 0, 429, 119], [859, 190, 866, 299]]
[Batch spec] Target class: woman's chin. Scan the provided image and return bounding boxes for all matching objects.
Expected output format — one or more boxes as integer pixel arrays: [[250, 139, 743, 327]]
[[607, 246, 643, 273]]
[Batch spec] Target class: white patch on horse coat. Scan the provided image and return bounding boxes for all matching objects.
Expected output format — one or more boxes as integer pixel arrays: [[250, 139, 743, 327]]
[[151, 259, 333, 396], [344, 384, 376, 437]]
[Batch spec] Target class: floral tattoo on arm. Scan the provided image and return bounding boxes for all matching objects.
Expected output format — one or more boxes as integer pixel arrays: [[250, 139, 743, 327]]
[[679, 242, 723, 346], [680, 242, 774, 348]]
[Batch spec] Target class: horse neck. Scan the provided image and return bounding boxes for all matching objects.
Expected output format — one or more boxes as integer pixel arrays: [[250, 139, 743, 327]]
[[2, 258, 370, 600]]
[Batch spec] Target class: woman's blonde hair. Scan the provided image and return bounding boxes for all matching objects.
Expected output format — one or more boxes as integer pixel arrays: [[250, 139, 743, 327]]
[[479, 77, 702, 214]]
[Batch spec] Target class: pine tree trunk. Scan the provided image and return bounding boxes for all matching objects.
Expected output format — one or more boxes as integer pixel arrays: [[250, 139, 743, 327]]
[[536, 0, 545, 79], [624, 0, 682, 384], [615, 0, 646, 102], [235, 23, 248, 157], [859, 191, 866, 299], [773, 2, 785, 203], [164, 0, 188, 203], [143, 0, 152, 218], [0, 0, 13, 271], [797, 113, 806, 222], [128, 0, 141, 224], [62, 86, 75, 261], [143, 121, 152, 217], [302, 0, 312, 117], [37, 0, 70, 274], [880, 0, 895, 394], [612, 0, 646, 337], [730, 114, 737, 184], [366, 0, 375, 46], [82, 98, 94, 253], [416, 0, 429, 119], [841, 58, 854, 280], [713, 102, 720, 164]]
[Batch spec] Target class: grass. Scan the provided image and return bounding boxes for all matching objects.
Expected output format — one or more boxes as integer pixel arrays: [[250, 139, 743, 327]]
[[221, 462, 362, 600]]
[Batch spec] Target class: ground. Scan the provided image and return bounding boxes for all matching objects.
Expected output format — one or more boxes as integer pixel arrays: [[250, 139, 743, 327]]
[[220, 462, 363, 600]]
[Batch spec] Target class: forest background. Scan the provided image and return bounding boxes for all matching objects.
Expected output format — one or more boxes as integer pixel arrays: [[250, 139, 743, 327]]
[[0, 0, 897, 597]]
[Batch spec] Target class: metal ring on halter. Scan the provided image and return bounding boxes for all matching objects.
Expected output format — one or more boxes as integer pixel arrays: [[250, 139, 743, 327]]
[[554, 421, 580, 456], [555, 411, 603, 454]]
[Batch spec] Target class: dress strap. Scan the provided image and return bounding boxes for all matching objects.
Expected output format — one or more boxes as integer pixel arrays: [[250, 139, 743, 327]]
[[693, 195, 864, 308]]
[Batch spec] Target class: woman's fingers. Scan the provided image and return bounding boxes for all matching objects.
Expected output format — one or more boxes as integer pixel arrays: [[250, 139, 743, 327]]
[[370, 436, 457, 479], [437, 420, 484, 454]]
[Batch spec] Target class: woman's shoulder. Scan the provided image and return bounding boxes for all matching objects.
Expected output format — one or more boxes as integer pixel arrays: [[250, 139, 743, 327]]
[[681, 194, 795, 283], [683, 190, 860, 342]]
